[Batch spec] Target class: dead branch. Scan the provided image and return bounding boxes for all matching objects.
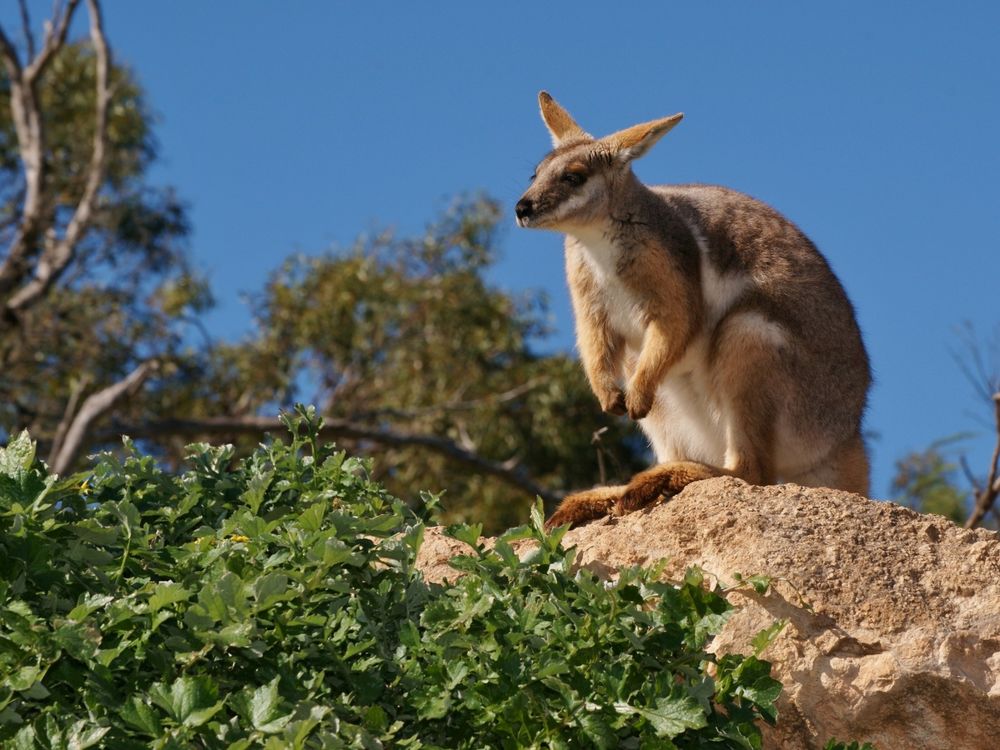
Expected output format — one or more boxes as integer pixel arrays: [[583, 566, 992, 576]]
[[17, 0, 36, 61], [26, 0, 79, 83], [50, 360, 156, 475], [965, 392, 1000, 529], [4, 0, 110, 317], [48, 374, 91, 464], [97, 414, 563, 505]]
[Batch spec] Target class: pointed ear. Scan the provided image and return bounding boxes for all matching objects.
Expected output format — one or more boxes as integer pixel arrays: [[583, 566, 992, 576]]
[[538, 91, 590, 147], [606, 113, 684, 162]]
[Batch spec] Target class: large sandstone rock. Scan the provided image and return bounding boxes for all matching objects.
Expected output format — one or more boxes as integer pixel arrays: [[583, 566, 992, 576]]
[[415, 477, 1000, 749]]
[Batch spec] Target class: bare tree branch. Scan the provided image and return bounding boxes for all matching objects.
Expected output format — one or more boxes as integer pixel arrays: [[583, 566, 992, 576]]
[[97, 414, 563, 505], [17, 0, 36, 60], [953, 322, 1000, 407], [5, 0, 110, 316], [0, 22, 24, 75], [51, 360, 156, 475], [48, 374, 91, 465], [24, 0, 79, 83], [965, 392, 1000, 529], [959, 454, 983, 494]]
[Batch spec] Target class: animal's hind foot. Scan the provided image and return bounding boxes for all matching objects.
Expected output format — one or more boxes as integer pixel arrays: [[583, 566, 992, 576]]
[[544, 485, 624, 530], [616, 460, 729, 515], [546, 461, 727, 530]]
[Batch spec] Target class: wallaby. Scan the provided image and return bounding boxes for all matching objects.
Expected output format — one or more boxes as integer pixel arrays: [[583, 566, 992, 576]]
[[515, 92, 871, 529]]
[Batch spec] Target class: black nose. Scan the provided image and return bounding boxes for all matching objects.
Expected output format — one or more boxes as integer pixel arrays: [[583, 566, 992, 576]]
[[515, 198, 534, 220]]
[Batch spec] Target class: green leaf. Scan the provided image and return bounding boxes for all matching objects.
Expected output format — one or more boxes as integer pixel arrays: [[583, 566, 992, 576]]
[[617, 692, 707, 738], [297, 502, 328, 533], [120, 697, 163, 736], [751, 619, 787, 657], [197, 622, 253, 648], [0, 431, 35, 479], [745, 574, 772, 594], [149, 675, 222, 726], [7, 665, 43, 692], [241, 469, 273, 515], [52, 622, 99, 662], [363, 704, 388, 734], [66, 719, 110, 749], [11, 726, 36, 750], [529, 498, 546, 534], [445, 523, 483, 551], [233, 677, 290, 733], [149, 582, 193, 613], [578, 711, 618, 749], [67, 593, 115, 622], [253, 573, 290, 611]]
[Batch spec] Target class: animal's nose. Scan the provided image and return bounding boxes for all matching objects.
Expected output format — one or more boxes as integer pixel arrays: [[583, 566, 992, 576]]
[[515, 198, 534, 220]]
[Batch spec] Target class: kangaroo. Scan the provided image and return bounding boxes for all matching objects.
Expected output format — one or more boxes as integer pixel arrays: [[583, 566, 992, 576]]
[[516, 92, 871, 529]]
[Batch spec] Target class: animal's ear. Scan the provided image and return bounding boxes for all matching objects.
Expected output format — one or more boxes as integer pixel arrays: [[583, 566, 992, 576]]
[[538, 91, 591, 147], [605, 113, 683, 162]]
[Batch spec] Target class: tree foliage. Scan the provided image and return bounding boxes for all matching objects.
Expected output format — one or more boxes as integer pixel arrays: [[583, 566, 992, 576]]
[[891, 440, 970, 525], [0, 33, 205, 454]]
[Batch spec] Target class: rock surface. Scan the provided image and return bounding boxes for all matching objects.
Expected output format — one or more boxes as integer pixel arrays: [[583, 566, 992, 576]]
[[415, 477, 1000, 749]]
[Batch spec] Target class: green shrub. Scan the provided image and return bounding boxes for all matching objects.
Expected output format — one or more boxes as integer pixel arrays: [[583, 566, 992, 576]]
[[0, 406, 781, 748]]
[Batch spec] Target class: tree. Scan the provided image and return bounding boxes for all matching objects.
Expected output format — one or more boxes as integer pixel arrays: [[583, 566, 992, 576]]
[[893, 324, 1000, 529], [0, 0, 205, 471], [0, 2, 645, 533]]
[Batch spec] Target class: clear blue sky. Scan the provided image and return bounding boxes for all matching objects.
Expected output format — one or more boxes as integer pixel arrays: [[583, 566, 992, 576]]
[[19, 1, 1000, 498]]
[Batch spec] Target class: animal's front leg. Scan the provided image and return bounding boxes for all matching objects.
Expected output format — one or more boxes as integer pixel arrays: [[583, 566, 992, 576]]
[[625, 322, 676, 420], [575, 307, 627, 417], [565, 251, 627, 416]]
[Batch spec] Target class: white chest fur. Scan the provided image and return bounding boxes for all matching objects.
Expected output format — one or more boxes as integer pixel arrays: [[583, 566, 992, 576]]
[[567, 230, 647, 350]]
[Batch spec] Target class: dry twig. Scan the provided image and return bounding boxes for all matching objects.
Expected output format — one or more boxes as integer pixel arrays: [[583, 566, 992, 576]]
[[965, 392, 1000, 529]]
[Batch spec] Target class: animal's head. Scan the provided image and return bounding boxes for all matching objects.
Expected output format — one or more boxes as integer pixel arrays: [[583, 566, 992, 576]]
[[515, 92, 683, 231]]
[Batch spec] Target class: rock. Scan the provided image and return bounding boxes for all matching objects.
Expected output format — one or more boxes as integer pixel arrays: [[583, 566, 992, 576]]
[[415, 477, 1000, 749]]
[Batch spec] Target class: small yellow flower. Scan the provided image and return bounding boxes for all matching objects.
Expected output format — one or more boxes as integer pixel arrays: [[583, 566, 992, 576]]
[[78, 480, 90, 496], [229, 534, 251, 544]]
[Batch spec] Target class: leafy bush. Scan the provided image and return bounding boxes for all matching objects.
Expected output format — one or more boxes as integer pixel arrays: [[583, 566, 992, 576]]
[[0, 407, 781, 748]]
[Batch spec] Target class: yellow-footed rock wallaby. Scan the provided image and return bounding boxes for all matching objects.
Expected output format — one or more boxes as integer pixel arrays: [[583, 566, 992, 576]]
[[515, 92, 871, 529]]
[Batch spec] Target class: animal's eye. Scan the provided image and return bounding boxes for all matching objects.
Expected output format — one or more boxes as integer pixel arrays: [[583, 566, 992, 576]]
[[561, 171, 586, 186], [528, 173, 536, 183]]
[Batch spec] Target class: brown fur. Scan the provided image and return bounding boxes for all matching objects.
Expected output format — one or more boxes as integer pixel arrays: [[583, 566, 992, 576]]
[[517, 92, 872, 529]]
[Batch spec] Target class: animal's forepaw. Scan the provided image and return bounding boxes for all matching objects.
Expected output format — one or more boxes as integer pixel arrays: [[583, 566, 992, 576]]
[[625, 387, 654, 421], [598, 387, 627, 416]]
